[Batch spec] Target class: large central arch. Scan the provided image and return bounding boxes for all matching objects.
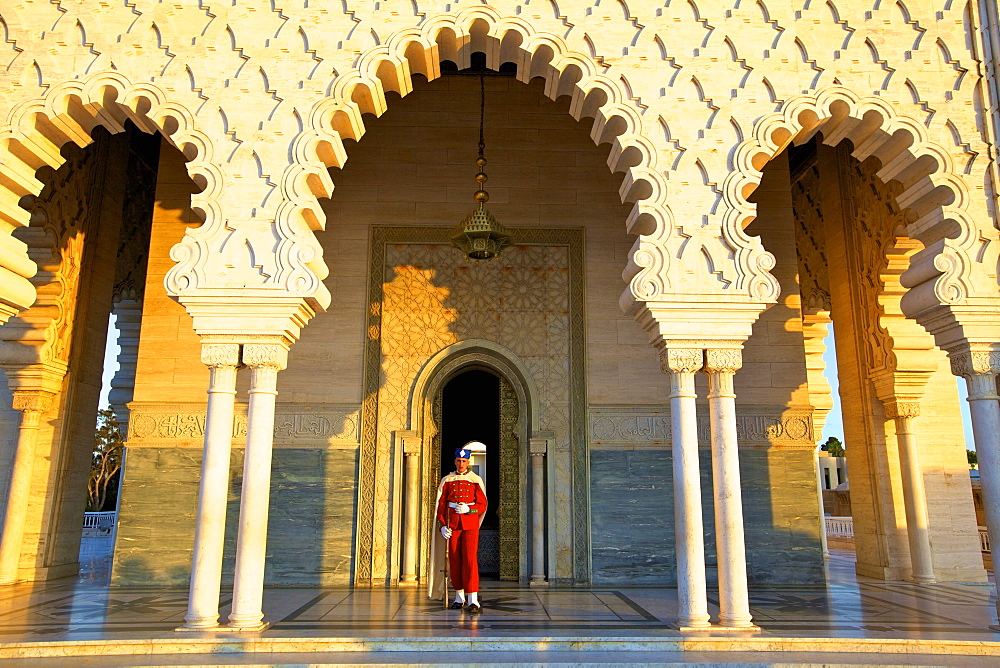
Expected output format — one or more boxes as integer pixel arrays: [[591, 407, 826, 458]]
[[163, 6, 775, 319]]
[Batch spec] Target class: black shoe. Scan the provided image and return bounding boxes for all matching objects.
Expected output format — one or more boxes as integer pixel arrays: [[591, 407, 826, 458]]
[[465, 603, 482, 614], [449, 601, 464, 610]]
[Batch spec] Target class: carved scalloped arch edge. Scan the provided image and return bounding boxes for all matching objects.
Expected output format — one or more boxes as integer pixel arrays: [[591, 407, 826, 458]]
[[729, 86, 989, 315], [278, 5, 673, 314], [0, 71, 223, 309]]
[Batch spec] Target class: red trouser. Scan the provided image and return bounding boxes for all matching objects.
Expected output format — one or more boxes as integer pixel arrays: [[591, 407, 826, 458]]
[[447, 526, 480, 593]]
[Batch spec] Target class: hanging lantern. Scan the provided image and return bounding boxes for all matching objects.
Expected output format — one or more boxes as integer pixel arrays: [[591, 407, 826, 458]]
[[451, 72, 510, 260]]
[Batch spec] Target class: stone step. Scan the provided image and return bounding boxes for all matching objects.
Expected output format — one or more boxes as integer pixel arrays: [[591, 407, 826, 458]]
[[1, 635, 999, 663]]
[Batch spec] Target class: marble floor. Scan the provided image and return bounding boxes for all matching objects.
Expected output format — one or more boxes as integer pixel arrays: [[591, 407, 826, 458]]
[[0, 538, 997, 664]]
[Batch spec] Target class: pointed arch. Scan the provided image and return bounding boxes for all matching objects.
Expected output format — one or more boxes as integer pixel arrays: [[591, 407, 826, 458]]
[[0, 71, 222, 319], [275, 7, 676, 315], [726, 86, 995, 325]]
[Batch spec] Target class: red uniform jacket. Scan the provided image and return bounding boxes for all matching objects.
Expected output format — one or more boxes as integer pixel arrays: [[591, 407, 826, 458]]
[[436, 471, 488, 530]]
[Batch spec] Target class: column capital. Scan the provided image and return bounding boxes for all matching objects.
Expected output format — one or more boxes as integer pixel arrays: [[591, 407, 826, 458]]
[[659, 348, 704, 374], [703, 348, 743, 374], [948, 348, 1000, 379], [883, 400, 921, 420], [200, 343, 241, 368], [242, 343, 288, 370], [11, 389, 55, 414], [397, 431, 421, 456], [529, 438, 548, 456]]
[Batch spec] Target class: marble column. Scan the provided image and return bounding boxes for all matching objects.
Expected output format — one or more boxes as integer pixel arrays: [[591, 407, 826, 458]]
[[228, 343, 287, 631], [661, 348, 710, 629], [703, 348, 755, 629], [400, 434, 420, 584], [529, 437, 548, 585], [0, 391, 54, 585], [180, 343, 241, 629], [950, 349, 1000, 617], [885, 400, 935, 584]]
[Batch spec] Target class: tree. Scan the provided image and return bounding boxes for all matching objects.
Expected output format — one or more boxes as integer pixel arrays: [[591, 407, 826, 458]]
[[968, 449, 978, 470], [820, 436, 845, 457], [87, 408, 124, 512]]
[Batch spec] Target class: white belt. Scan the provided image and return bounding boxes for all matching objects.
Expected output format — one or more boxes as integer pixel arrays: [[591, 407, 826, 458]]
[[448, 502, 475, 509]]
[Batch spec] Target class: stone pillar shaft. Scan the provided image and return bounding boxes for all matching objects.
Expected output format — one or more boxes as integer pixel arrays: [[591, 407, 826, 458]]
[[228, 344, 287, 630], [400, 437, 420, 584], [530, 438, 547, 585], [888, 405, 935, 584], [182, 344, 240, 629], [704, 349, 754, 629], [950, 349, 1000, 619], [0, 392, 54, 585], [968, 379, 1000, 546], [662, 348, 710, 629]]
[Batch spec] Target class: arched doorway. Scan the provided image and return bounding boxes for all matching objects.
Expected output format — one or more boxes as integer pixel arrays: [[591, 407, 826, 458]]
[[437, 367, 520, 581], [411, 341, 543, 593]]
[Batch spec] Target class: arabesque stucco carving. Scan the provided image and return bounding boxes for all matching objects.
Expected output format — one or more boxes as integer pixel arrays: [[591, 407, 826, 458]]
[[0, 1, 996, 341]]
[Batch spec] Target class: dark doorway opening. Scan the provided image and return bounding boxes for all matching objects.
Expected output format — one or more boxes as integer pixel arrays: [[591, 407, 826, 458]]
[[441, 368, 500, 576]]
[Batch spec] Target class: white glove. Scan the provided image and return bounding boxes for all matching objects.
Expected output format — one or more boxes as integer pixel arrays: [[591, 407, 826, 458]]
[[455, 503, 471, 514], [440, 526, 452, 539]]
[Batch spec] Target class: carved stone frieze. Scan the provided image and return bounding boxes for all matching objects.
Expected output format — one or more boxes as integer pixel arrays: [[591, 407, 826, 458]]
[[126, 403, 361, 448], [498, 376, 520, 581], [790, 152, 833, 316], [588, 406, 815, 449], [111, 131, 158, 305]]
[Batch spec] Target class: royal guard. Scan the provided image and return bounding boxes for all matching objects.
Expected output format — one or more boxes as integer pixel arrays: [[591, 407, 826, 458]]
[[435, 444, 488, 613]]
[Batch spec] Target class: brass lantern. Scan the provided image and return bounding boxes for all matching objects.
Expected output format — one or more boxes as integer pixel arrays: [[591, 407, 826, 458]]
[[451, 72, 510, 260]]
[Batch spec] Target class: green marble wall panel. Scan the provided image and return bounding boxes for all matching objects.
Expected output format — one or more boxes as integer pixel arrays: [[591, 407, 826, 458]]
[[590, 448, 824, 585], [740, 448, 826, 585], [589, 450, 676, 582], [112, 447, 358, 586]]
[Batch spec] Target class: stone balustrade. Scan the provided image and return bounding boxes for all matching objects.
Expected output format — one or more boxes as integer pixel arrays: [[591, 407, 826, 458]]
[[824, 517, 855, 539], [82, 512, 116, 537], [825, 517, 990, 555]]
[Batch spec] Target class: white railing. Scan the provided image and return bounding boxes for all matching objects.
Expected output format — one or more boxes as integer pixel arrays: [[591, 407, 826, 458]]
[[825, 516, 854, 538], [82, 511, 116, 536], [824, 516, 990, 554]]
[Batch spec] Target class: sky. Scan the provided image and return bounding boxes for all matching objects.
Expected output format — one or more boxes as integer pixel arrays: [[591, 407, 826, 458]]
[[98, 314, 117, 409], [99, 315, 977, 451]]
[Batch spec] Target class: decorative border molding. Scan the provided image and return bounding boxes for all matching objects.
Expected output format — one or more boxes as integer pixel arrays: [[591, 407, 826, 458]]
[[126, 402, 361, 449], [588, 405, 816, 450]]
